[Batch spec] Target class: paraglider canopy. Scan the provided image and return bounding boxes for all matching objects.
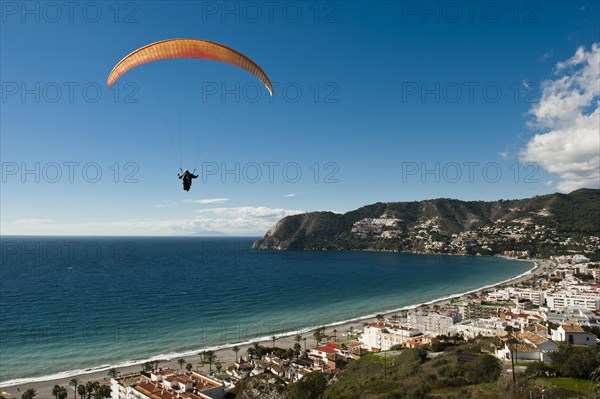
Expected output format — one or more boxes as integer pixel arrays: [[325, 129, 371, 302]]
[[107, 38, 273, 96]]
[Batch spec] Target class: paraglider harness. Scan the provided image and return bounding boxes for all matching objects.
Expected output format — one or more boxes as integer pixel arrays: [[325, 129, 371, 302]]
[[178, 168, 198, 191]]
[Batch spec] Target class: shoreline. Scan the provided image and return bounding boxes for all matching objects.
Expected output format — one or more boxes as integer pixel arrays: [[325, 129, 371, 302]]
[[0, 257, 548, 395]]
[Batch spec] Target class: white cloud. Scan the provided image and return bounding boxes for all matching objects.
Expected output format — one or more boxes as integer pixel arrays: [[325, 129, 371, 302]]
[[184, 198, 231, 204], [13, 218, 52, 226], [520, 43, 600, 192], [283, 191, 314, 197], [1, 207, 304, 236], [498, 151, 511, 160]]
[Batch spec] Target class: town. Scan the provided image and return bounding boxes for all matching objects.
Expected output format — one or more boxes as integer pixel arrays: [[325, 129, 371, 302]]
[[84, 253, 598, 399]]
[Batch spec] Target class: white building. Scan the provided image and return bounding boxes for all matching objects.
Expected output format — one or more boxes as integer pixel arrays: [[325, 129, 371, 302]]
[[454, 319, 506, 339], [545, 292, 600, 311], [361, 323, 421, 351], [111, 370, 225, 399], [551, 324, 598, 345], [406, 312, 456, 335], [508, 288, 546, 306], [496, 332, 558, 362]]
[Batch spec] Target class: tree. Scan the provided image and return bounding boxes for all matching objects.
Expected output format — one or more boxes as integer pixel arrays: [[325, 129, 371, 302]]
[[177, 358, 186, 371], [21, 389, 37, 399], [294, 343, 302, 359], [466, 354, 501, 384], [313, 327, 325, 346], [77, 385, 86, 399], [551, 344, 600, 379], [303, 337, 307, 352], [94, 385, 111, 399], [107, 368, 120, 379], [271, 335, 277, 348], [288, 371, 327, 399], [506, 336, 520, 392], [69, 378, 80, 399], [205, 350, 216, 371], [375, 314, 384, 323], [232, 346, 240, 363], [215, 361, 222, 373], [332, 329, 337, 341], [186, 363, 193, 372], [53, 385, 68, 399]]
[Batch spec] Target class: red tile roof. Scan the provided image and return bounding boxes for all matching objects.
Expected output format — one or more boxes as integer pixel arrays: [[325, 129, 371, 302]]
[[313, 345, 337, 354]]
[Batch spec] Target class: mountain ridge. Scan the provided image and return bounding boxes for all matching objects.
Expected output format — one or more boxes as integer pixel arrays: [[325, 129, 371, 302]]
[[252, 189, 600, 258]]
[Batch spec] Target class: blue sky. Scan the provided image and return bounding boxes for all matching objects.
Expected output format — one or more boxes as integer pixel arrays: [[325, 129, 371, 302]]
[[1, 1, 599, 236]]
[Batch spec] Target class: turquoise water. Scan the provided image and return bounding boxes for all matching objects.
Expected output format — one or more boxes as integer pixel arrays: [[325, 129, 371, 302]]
[[0, 237, 532, 385]]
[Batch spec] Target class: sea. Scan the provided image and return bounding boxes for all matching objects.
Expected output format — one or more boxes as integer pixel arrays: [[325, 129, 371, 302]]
[[0, 236, 533, 385]]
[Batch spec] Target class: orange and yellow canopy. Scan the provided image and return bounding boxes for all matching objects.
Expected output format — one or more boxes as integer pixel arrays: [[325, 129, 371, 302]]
[[107, 38, 273, 96]]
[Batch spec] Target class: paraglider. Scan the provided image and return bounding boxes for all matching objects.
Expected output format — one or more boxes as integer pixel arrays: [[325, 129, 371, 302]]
[[107, 38, 273, 192], [178, 169, 198, 192], [107, 38, 273, 95]]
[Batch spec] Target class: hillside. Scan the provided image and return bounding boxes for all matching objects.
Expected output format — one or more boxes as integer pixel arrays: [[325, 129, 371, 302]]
[[252, 189, 600, 258]]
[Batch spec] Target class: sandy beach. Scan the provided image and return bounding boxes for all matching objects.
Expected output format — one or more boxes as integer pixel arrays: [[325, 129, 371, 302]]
[[0, 258, 550, 397]]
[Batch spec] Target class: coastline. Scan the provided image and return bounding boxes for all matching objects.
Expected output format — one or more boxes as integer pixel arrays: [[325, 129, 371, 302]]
[[0, 257, 548, 396]]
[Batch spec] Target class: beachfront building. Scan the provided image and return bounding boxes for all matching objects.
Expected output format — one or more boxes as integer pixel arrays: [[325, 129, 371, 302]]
[[406, 312, 457, 336], [545, 291, 600, 311], [309, 342, 342, 363], [508, 288, 546, 306], [111, 370, 225, 399], [225, 361, 253, 380], [551, 324, 598, 345], [542, 308, 600, 326], [360, 323, 422, 351]]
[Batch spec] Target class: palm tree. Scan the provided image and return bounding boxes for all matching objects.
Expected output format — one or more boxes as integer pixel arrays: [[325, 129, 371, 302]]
[[186, 363, 193, 372], [77, 385, 86, 399], [21, 389, 37, 399], [69, 378, 80, 399], [52, 385, 62, 399], [246, 346, 255, 358], [271, 335, 277, 348], [303, 337, 307, 352], [215, 361, 222, 373], [295, 334, 302, 345], [107, 368, 119, 379], [375, 314, 384, 323], [313, 327, 325, 346], [293, 343, 302, 359], [332, 329, 337, 341], [205, 350, 216, 371], [95, 386, 110, 399], [177, 358, 186, 371], [85, 381, 99, 399], [232, 346, 240, 363]]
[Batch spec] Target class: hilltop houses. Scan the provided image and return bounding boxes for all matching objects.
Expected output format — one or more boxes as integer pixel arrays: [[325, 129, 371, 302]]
[[111, 369, 225, 399], [551, 324, 598, 345]]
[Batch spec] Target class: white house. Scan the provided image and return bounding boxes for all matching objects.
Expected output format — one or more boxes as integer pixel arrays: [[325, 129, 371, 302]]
[[361, 323, 421, 351], [496, 332, 558, 362], [111, 371, 225, 399], [551, 324, 597, 345]]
